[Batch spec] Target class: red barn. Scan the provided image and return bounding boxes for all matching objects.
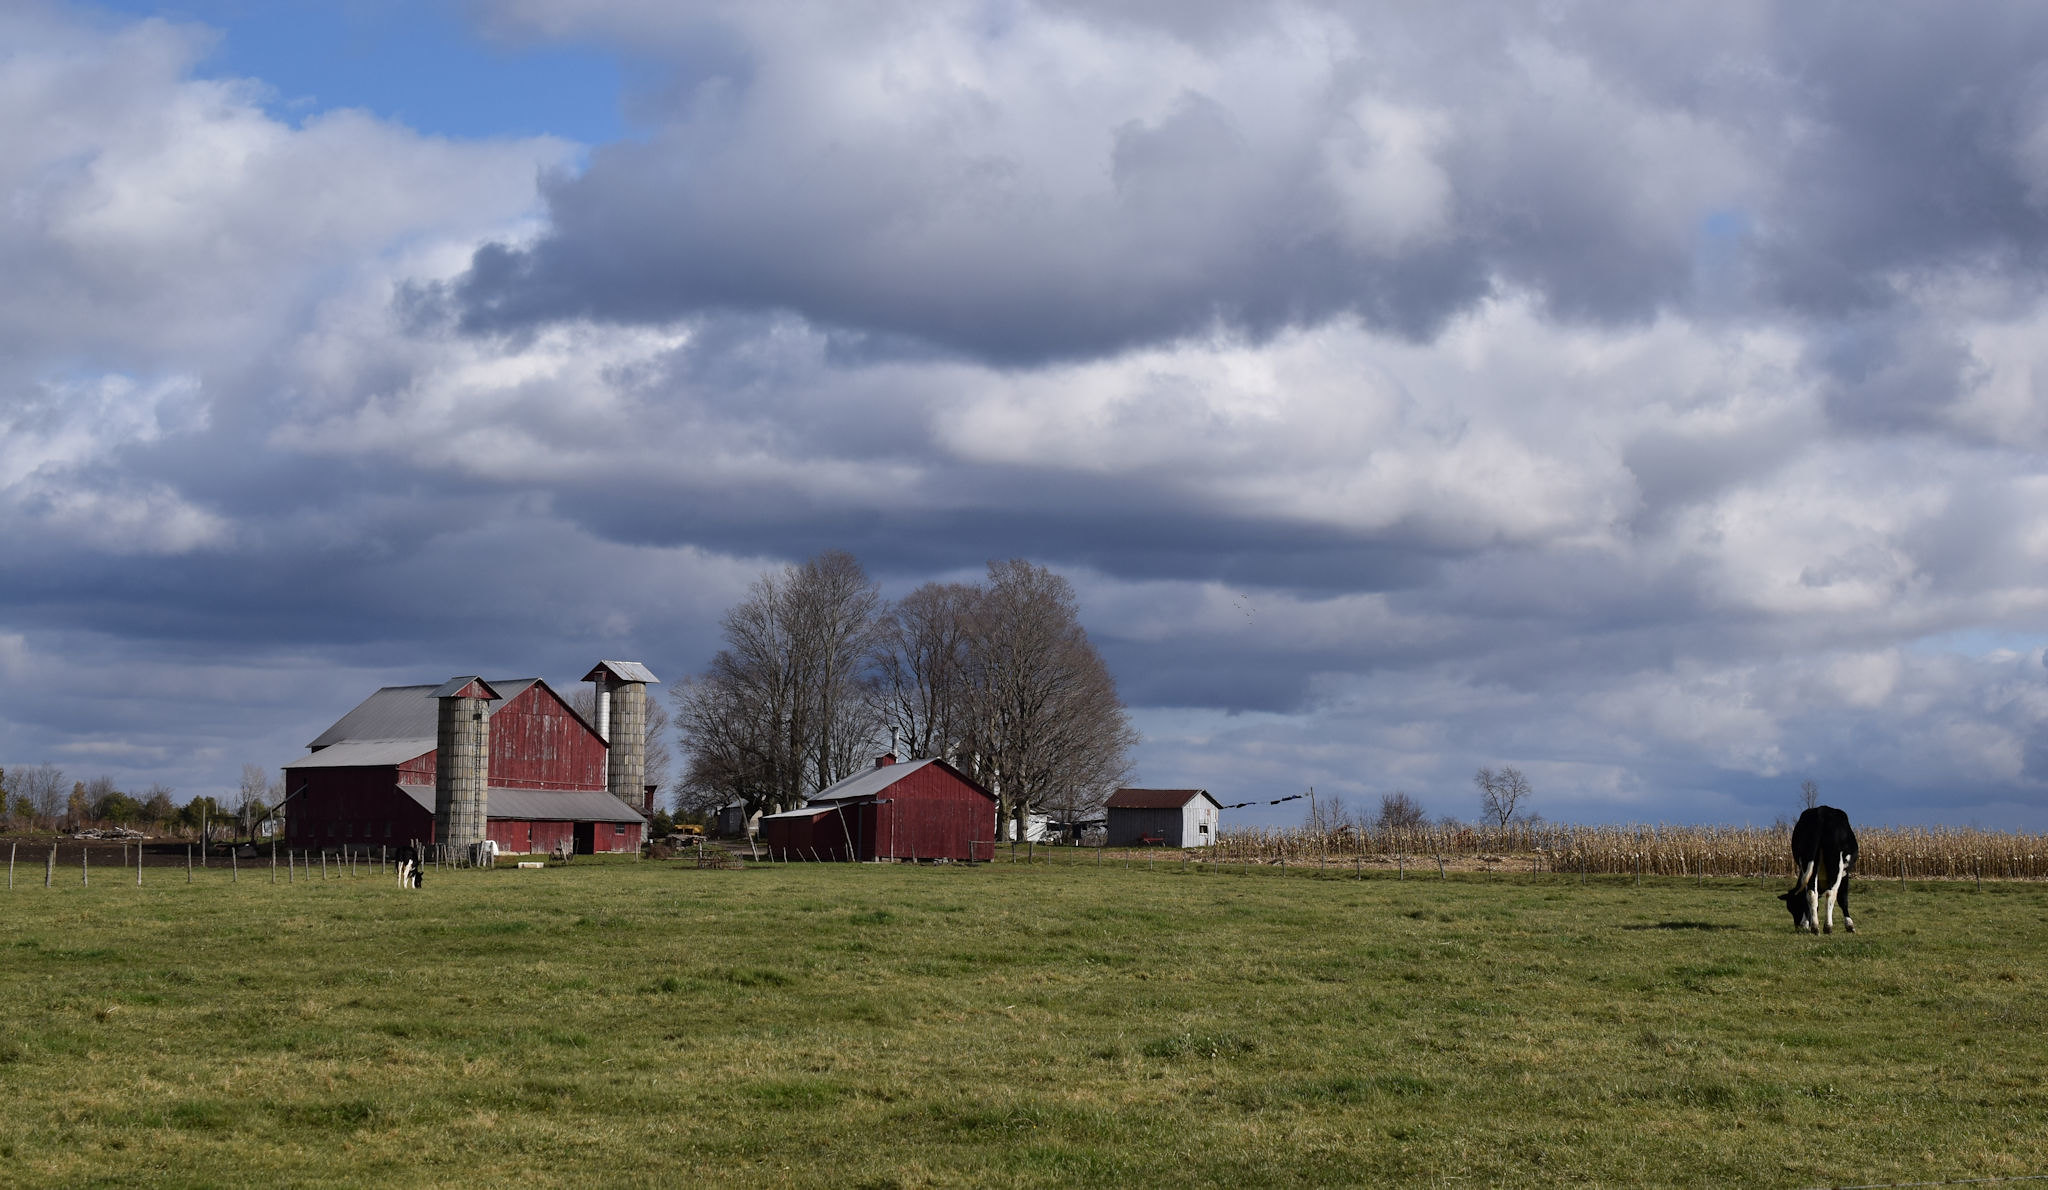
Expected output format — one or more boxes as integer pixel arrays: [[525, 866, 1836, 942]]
[[759, 755, 995, 862], [280, 661, 656, 855]]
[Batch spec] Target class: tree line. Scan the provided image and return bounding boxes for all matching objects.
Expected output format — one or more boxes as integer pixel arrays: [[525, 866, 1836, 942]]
[[673, 552, 1136, 840], [0, 762, 280, 841]]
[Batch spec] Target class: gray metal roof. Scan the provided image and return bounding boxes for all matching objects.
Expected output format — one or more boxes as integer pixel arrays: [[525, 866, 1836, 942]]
[[805, 758, 949, 803], [760, 804, 846, 821], [306, 679, 541, 749], [396, 784, 645, 823], [584, 660, 659, 684], [429, 676, 503, 700], [284, 738, 435, 769]]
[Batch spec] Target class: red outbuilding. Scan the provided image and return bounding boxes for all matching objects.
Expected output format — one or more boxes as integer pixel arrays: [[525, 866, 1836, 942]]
[[759, 755, 996, 862], [280, 661, 655, 855]]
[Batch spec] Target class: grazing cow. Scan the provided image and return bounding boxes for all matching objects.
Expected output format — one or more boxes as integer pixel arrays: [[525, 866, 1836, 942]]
[[1780, 806, 1857, 934]]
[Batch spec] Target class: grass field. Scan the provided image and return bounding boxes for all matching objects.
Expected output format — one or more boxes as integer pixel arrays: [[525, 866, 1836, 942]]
[[2, 853, 2044, 1187]]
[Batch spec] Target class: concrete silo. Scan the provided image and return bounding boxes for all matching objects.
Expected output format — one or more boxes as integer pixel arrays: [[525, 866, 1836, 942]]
[[583, 661, 660, 814], [432, 676, 501, 853]]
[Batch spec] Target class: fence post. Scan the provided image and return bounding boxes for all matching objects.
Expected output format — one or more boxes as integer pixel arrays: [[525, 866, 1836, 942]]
[[46, 843, 56, 888], [82, 846, 88, 887], [1436, 854, 1445, 880], [185, 844, 192, 884], [231, 846, 238, 883], [136, 843, 142, 887], [1398, 853, 1405, 880], [8, 841, 14, 890], [270, 843, 276, 884]]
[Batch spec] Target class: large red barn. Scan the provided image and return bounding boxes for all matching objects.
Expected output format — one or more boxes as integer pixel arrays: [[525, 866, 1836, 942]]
[[759, 755, 996, 862], [280, 661, 655, 855]]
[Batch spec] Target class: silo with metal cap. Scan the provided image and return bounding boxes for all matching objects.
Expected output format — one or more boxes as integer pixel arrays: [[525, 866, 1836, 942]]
[[583, 661, 660, 814], [432, 676, 501, 852]]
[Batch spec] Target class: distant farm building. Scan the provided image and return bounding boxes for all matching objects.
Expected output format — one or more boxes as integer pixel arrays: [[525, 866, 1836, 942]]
[[281, 660, 657, 855], [713, 801, 760, 838], [1105, 788, 1221, 847], [759, 755, 996, 862]]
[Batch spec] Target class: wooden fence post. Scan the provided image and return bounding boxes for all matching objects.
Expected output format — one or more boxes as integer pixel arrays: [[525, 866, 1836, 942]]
[[1436, 854, 1445, 880], [82, 846, 89, 887], [231, 846, 238, 884], [8, 842, 15, 890], [185, 844, 192, 883], [136, 843, 142, 887], [270, 843, 276, 884], [46, 843, 56, 888]]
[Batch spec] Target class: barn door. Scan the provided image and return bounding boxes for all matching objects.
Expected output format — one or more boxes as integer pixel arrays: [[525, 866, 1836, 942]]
[[573, 822, 595, 854]]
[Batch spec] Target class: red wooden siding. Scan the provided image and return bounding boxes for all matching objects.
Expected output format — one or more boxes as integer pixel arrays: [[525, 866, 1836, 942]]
[[487, 683, 607, 791], [283, 766, 432, 847], [761, 762, 994, 862]]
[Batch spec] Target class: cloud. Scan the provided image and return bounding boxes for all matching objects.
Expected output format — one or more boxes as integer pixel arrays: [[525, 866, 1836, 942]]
[[3, 1, 2048, 829]]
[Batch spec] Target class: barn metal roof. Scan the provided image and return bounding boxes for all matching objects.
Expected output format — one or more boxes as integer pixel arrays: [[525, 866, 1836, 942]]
[[429, 676, 503, 700], [759, 804, 846, 821], [1106, 788, 1217, 810], [802, 758, 947, 804], [283, 738, 434, 769], [396, 785, 645, 823], [305, 679, 541, 749], [583, 660, 659, 684]]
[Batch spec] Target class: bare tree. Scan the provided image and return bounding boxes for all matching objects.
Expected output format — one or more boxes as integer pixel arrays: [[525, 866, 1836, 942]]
[[142, 784, 176, 828], [642, 696, 672, 800], [1800, 778, 1820, 811], [957, 560, 1136, 844], [237, 764, 271, 840], [16, 764, 65, 827], [871, 581, 977, 761], [1375, 791, 1428, 832], [1474, 765, 1533, 829], [675, 551, 884, 819]]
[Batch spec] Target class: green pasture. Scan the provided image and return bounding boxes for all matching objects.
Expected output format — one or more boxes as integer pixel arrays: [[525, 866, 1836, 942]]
[[1, 853, 2044, 1187]]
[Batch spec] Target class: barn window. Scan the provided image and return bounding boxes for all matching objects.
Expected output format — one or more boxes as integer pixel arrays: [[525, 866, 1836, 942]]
[[1199, 823, 1209, 836]]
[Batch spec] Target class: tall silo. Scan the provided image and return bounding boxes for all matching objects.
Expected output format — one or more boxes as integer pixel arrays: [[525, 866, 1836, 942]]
[[432, 676, 501, 853], [583, 661, 660, 814]]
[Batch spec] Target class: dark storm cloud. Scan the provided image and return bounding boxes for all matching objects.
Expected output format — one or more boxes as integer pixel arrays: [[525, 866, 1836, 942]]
[[442, 3, 2048, 366]]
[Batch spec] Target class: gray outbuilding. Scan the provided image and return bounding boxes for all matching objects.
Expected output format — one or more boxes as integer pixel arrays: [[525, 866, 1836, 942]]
[[1105, 788, 1221, 848]]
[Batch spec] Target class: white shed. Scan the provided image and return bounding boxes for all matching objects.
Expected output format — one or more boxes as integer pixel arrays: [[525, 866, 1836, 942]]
[[1104, 788, 1221, 847]]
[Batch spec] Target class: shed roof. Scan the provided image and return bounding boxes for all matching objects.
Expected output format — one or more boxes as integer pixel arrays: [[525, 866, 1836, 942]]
[[284, 738, 434, 769], [396, 785, 645, 823], [803, 757, 996, 805], [306, 678, 541, 749], [1107, 788, 1217, 810], [583, 660, 659, 684], [759, 805, 844, 821]]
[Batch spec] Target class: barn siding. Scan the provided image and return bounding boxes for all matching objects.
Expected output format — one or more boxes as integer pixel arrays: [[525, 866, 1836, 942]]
[[1107, 806, 1186, 846], [487, 684, 608, 791], [284, 768, 433, 847]]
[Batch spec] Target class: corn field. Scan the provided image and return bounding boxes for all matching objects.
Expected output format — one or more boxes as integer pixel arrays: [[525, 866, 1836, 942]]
[[1210, 823, 2048, 882]]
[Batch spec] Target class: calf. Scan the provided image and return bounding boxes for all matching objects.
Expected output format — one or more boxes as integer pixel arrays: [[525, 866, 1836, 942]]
[[1780, 806, 1856, 934]]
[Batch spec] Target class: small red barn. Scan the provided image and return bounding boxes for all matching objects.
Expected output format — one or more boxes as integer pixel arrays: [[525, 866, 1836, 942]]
[[759, 755, 995, 862], [281, 662, 654, 854]]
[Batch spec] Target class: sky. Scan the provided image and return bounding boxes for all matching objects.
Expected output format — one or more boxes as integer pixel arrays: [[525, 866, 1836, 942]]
[[5, 0, 2048, 829]]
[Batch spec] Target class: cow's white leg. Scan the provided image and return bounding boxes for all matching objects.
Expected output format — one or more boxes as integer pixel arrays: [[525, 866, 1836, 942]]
[[1793, 860, 1819, 932], [1821, 856, 1850, 933]]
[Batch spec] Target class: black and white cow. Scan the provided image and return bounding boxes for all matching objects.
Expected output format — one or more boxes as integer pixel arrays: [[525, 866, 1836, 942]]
[[1780, 806, 1856, 934]]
